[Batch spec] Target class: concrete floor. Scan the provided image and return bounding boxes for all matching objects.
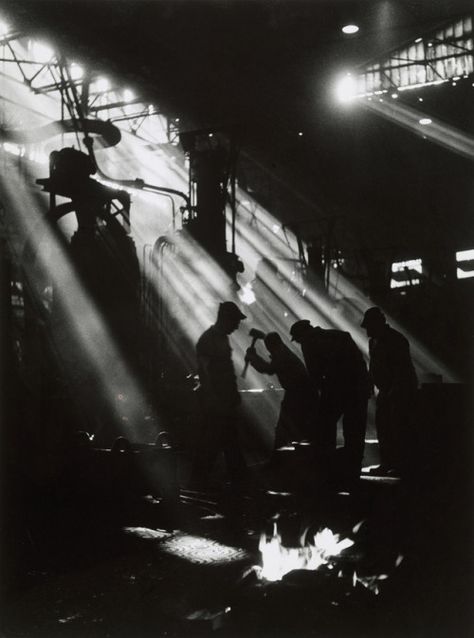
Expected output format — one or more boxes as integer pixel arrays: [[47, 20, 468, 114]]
[[1, 436, 472, 638]]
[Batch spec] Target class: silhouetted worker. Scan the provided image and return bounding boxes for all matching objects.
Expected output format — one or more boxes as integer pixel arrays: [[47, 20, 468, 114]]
[[245, 332, 316, 449], [290, 319, 371, 484], [361, 307, 418, 476], [194, 301, 247, 489]]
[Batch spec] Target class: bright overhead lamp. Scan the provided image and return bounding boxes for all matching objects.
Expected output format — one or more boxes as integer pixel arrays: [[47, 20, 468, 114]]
[[342, 24, 359, 35], [69, 63, 83, 80], [335, 73, 357, 104], [0, 20, 10, 36], [419, 118, 432, 125]]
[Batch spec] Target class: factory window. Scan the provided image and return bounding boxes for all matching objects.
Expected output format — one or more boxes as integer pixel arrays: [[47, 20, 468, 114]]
[[356, 16, 473, 96], [456, 249, 474, 279], [390, 258, 422, 289]]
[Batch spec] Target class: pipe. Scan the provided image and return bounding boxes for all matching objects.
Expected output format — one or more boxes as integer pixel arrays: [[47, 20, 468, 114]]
[[0, 118, 121, 148]]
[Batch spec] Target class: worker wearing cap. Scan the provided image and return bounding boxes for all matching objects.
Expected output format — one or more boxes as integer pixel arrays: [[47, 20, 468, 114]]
[[289, 319, 371, 484], [361, 307, 418, 476], [194, 301, 247, 488], [245, 331, 317, 449]]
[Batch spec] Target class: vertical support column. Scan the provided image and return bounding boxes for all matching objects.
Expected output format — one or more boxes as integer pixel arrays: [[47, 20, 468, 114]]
[[0, 236, 12, 589]]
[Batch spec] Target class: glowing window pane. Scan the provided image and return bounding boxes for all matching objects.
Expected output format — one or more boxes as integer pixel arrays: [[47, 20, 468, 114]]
[[353, 15, 473, 97], [456, 249, 474, 279], [456, 249, 474, 261], [391, 259, 422, 289], [390, 278, 420, 289], [391, 259, 422, 274]]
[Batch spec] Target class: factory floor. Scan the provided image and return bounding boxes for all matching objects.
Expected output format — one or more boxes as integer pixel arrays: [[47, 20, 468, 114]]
[[1, 434, 472, 638]]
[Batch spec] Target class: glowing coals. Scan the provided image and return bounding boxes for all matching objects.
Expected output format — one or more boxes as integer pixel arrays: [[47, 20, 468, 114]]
[[258, 523, 354, 582]]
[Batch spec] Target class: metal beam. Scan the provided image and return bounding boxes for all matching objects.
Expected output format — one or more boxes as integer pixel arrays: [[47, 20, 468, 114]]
[[89, 97, 145, 112]]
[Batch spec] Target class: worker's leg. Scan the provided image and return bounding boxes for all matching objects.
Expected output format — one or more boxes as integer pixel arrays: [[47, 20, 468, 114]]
[[341, 392, 368, 480]]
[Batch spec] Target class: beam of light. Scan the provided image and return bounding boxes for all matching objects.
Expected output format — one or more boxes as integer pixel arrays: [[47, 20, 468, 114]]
[[0, 49, 62, 125], [151, 232, 235, 348], [140, 204, 290, 458], [33, 115, 458, 459], [362, 98, 474, 160], [2, 142, 24, 156], [0, 162, 163, 444], [233, 198, 460, 383], [234, 218, 316, 335], [2, 26, 461, 463]]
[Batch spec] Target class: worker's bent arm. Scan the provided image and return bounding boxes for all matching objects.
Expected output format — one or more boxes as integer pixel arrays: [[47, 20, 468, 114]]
[[246, 350, 275, 375]]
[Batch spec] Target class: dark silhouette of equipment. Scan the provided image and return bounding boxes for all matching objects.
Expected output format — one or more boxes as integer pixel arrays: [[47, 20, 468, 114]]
[[179, 128, 244, 286], [29, 147, 141, 444], [0, 118, 121, 148], [241, 328, 266, 377]]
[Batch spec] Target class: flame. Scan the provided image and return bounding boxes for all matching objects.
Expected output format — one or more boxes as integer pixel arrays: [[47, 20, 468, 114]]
[[258, 523, 354, 582]]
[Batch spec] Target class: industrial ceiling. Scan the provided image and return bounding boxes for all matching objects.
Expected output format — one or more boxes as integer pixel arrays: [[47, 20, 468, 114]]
[[3, 0, 474, 253]]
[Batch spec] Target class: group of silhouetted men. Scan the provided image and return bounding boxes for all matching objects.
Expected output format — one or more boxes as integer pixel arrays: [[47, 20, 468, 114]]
[[194, 300, 418, 491]]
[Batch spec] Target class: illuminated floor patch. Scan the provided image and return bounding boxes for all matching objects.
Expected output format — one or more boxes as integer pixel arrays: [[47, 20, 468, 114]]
[[161, 534, 249, 565], [123, 527, 173, 540]]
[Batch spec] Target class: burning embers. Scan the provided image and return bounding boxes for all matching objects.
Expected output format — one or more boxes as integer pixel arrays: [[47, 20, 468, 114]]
[[257, 523, 354, 582]]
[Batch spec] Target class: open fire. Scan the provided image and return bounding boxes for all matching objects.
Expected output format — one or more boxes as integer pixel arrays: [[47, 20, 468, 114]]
[[258, 523, 354, 582]]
